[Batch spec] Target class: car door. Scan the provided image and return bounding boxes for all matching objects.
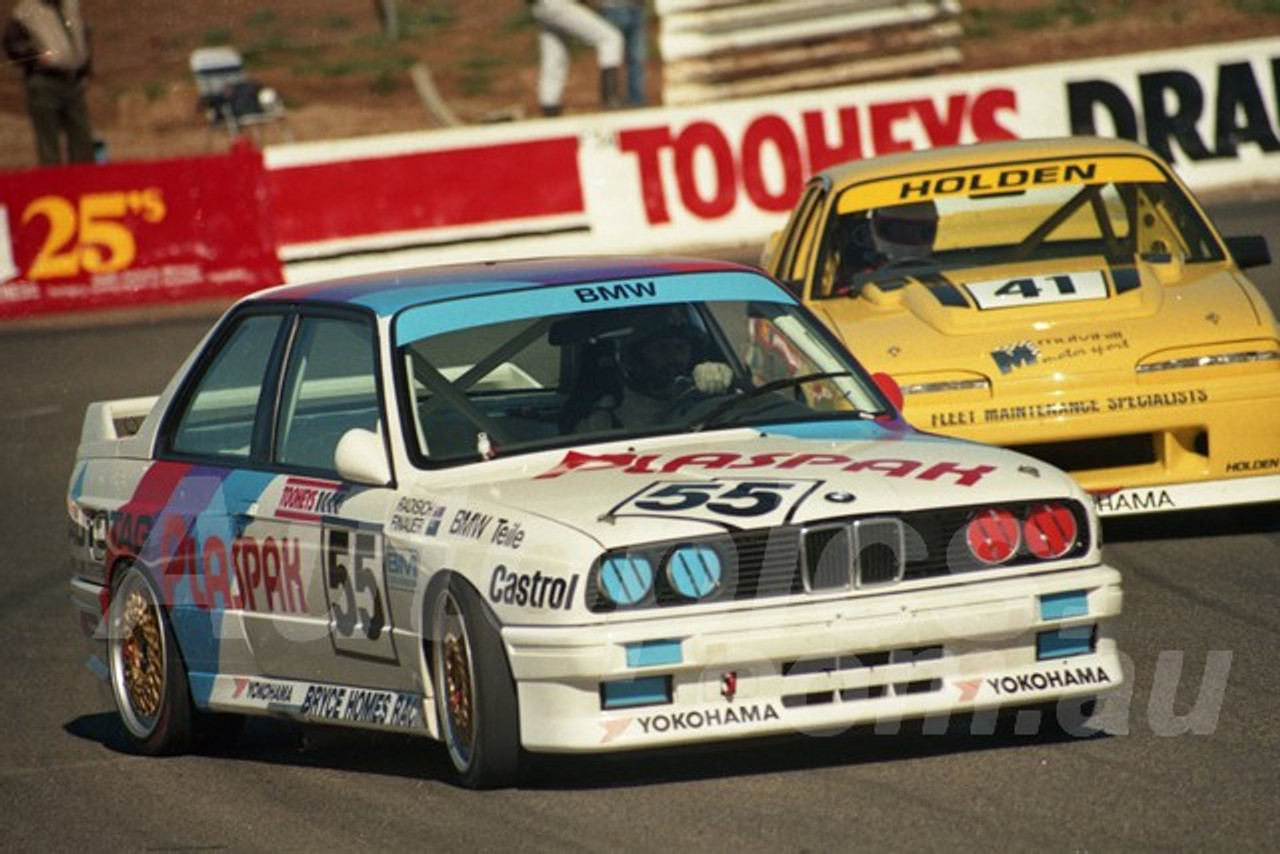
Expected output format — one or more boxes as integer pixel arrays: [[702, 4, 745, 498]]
[[241, 310, 406, 690], [155, 307, 405, 709], [152, 308, 290, 693]]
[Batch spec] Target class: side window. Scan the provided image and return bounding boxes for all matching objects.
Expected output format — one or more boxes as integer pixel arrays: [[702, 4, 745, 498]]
[[774, 185, 828, 294], [1141, 182, 1224, 262], [274, 315, 379, 472], [814, 211, 873, 299], [169, 314, 283, 459]]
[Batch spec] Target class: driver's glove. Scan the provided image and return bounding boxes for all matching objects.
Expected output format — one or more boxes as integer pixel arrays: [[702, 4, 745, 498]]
[[692, 362, 733, 394]]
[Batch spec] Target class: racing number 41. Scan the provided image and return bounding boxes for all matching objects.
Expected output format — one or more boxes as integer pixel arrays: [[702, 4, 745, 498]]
[[969, 270, 1108, 310], [994, 275, 1076, 299]]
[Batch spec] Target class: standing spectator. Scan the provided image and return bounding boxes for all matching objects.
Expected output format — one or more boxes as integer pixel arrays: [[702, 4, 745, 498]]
[[4, 0, 94, 166], [596, 0, 647, 107], [528, 0, 623, 116]]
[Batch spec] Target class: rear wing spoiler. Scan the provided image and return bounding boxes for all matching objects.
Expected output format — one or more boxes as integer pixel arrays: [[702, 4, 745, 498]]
[[79, 396, 160, 446]]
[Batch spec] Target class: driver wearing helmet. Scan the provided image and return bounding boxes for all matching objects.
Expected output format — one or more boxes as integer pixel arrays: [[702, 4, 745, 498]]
[[574, 309, 733, 431], [869, 200, 939, 266]]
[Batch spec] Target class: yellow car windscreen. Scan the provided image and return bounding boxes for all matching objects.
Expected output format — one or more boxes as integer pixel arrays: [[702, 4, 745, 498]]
[[818, 154, 1225, 294]]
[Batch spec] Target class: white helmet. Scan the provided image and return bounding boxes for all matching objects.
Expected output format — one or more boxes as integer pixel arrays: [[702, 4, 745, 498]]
[[871, 201, 938, 262]]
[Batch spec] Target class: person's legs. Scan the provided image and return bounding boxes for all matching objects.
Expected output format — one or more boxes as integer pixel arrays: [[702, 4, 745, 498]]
[[627, 8, 648, 105], [600, 5, 647, 106], [25, 75, 65, 165], [63, 83, 95, 163], [535, 0, 623, 108], [536, 28, 570, 114], [541, 0, 622, 68]]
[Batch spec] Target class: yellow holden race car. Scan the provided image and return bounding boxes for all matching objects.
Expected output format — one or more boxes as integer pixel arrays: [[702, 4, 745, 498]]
[[762, 137, 1280, 516]]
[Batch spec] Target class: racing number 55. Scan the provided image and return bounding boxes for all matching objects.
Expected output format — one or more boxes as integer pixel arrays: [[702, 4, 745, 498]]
[[323, 526, 396, 660], [633, 481, 796, 517]]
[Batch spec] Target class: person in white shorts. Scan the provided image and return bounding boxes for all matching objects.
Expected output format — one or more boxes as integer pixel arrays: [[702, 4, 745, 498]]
[[528, 0, 623, 116]]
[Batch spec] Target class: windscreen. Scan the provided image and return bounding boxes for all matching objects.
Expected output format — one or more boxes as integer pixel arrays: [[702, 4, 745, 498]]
[[394, 277, 889, 464], [812, 154, 1225, 299]]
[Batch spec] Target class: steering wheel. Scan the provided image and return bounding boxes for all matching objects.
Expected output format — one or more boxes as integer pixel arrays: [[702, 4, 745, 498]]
[[660, 370, 745, 422], [660, 383, 712, 421]]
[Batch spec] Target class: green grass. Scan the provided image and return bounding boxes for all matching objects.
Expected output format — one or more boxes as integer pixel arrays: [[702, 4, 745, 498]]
[[966, 0, 1137, 35], [245, 9, 277, 29], [459, 49, 505, 96], [371, 68, 402, 94], [177, 2, 527, 105], [200, 27, 234, 46], [1009, 8, 1053, 29], [383, 0, 459, 40], [961, 7, 997, 39], [288, 51, 415, 95], [244, 30, 290, 63], [503, 7, 535, 34], [322, 14, 355, 31]]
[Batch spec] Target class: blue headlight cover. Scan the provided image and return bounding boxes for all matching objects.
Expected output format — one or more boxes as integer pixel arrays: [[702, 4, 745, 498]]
[[598, 554, 655, 606], [666, 545, 724, 600]]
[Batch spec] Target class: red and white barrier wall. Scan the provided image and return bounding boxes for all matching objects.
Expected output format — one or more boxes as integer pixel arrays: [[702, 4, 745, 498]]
[[3, 36, 1279, 319]]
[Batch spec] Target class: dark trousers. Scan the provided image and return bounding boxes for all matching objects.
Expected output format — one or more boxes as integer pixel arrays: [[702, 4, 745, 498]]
[[25, 71, 94, 166], [598, 4, 647, 106]]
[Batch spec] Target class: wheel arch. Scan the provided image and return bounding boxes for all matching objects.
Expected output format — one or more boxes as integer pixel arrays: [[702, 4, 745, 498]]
[[419, 569, 508, 691], [419, 568, 523, 787], [105, 554, 207, 712]]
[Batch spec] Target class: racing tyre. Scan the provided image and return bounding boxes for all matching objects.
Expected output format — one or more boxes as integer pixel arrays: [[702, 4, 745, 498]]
[[430, 577, 521, 789], [107, 564, 196, 755], [194, 709, 245, 753]]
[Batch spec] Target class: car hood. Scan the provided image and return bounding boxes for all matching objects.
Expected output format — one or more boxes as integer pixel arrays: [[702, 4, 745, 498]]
[[444, 420, 1084, 550], [817, 257, 1272, 380]]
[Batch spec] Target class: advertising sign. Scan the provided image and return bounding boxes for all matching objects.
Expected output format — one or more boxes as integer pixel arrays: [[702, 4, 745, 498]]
[[0, 141, 280, 318], [264, 37, 1280, 277], [3, 37, 1277, 315]]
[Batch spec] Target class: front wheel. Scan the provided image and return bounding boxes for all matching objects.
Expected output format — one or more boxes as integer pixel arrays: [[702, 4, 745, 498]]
[[430, 577, 521, 788], [107, 564, 196, 755]]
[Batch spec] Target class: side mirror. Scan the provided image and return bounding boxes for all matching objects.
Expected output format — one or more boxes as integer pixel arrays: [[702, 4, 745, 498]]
[[335, 428, 392, 486], [1224, 234, 1271, 270], [871, 372, 905, 414]]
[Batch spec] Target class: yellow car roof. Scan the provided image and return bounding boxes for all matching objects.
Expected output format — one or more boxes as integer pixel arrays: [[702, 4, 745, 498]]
[[817, 136, 1166, 187]]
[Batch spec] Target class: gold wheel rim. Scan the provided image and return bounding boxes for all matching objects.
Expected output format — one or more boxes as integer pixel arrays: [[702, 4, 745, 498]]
[[442, 627, 475, 748], [120, 587, 164, 719]]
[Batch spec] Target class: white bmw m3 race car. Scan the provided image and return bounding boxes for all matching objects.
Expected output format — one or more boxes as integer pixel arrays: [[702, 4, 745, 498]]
[[67, 257, 1122, 788]]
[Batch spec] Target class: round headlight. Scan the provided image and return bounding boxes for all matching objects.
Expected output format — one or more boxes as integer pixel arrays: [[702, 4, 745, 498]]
[[965, 508, 1021, 565], [597, 554, 654, 606], [1023, 502, 1078, 560], [666, 545, 724, 601]]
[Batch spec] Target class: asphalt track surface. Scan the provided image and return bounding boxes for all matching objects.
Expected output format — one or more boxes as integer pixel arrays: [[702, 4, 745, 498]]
[[2, 195, 1277, 853]]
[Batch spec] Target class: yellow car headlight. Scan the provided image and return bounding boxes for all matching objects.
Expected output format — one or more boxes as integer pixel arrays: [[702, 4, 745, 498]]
[[1136, 341, 1280, 374], [896, 371, 992, 398], [901, 378, 992, 395]]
